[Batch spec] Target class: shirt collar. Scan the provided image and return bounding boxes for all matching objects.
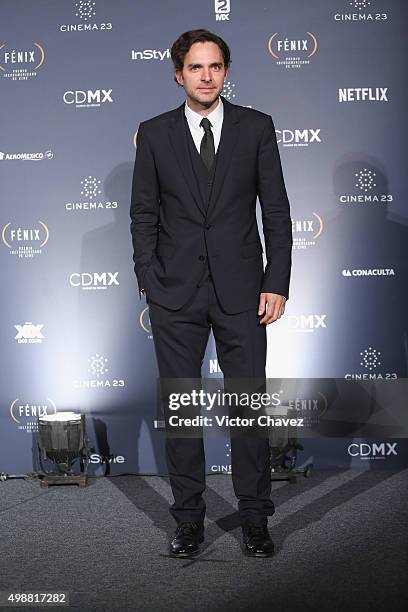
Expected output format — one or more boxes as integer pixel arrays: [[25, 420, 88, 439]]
[[184, 96, 223, 129]]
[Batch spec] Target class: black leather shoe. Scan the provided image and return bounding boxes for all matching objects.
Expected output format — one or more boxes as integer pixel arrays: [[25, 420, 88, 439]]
[[242, 524, 274, 557], [169, 522, 204, 557]]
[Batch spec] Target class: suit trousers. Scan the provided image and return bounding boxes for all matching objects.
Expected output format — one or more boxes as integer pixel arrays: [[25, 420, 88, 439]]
[[147, 262, 275, 527]]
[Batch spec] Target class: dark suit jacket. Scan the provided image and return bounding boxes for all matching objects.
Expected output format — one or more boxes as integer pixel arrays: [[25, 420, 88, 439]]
[[130, 95, 293, 314]]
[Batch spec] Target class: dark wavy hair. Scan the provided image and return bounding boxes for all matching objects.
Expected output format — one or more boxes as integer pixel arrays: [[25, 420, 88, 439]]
[[170, 29, 231, 86]]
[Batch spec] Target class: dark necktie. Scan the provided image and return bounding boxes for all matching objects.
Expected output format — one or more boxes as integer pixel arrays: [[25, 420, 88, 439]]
[[200, 117, 215, 171]]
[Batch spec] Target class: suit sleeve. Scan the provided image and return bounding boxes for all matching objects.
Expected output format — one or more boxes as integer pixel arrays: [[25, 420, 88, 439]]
[[130, 122, 160, 299], [257, 115, 293, 300]]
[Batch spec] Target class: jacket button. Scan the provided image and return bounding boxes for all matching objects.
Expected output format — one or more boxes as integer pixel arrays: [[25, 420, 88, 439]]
[[205, 224, 211, 230], [198, 255, 206, 261]]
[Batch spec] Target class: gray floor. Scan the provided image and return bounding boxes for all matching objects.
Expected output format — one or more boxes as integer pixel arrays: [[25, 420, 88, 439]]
[[0, 468, 407, 612]]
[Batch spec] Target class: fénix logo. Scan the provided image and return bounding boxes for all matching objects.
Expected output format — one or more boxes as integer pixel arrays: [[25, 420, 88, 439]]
[[0, 42, 45, 81], [63, 89, 113, 108], [276, 129, 321, 147], [131, 49, 170, 61], [348, 442, 397, 459], [338, 87, 388, 102], [69, 272, 119, 290], [292, 212, 324, 250], [268, 32, 318, 69], [342, 268, 395, 277], [9, 397, 57, 433], [14, 322, 44, 344], [215, 0, 231, 20], [2, 221, 49, 259]]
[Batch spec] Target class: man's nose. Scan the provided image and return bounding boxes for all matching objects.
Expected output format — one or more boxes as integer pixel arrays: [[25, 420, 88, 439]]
[[201, 69, 212, 81]]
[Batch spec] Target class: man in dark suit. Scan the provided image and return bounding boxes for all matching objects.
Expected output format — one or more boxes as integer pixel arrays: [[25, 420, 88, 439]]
[[130, 29, 293, 558]]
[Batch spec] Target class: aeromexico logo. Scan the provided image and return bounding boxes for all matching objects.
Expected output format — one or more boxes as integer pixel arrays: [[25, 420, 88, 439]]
[[2, 221, 49, 259]]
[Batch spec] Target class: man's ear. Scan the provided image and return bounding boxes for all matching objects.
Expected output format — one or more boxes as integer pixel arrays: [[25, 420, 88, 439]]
[[175, 70, 183, 86]]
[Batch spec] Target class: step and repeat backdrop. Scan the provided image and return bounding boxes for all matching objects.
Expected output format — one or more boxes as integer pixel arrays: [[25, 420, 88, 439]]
[[1, 0, 407, 475]]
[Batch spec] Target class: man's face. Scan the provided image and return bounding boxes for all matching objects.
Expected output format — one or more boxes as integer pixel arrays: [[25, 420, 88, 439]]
[[175, 41, 228, 111]]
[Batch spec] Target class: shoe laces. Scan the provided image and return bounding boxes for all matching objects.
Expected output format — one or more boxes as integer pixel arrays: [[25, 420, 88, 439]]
[[175, 522, 199, 536], [246, 525, 267, 538]]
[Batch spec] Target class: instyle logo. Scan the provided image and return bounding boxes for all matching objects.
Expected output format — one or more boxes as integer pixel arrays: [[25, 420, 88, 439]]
[[130, 49, 170, 61], [333, 0, 389, 22], [2, 221, 49, 259], [65, 175, 118, 212], [59, 0, 113, 32], [338, 87, 388, 102], [89, 454, 125, 464], [63, 89, 113, 108], [0, 43, 45, 81], [9, 397, 57, 433], [276, 129, 321, 147], [267, 32, 318, 69], [69, 272, 119, 290], [14, 322, 44, 344]]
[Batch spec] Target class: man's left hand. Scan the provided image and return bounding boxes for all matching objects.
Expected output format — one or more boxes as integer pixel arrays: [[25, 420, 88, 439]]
[[258, 293, 286, 325]]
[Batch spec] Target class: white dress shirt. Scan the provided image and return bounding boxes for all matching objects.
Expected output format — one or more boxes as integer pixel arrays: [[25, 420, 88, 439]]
[[184, 96, 224, 154]]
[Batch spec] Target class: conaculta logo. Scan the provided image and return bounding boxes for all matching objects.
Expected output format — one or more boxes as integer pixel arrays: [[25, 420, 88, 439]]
[[2, 221, 49, 259], [342, 268, 395, 277], [267, 32, 317, 69], [0, 42, 45, 81]]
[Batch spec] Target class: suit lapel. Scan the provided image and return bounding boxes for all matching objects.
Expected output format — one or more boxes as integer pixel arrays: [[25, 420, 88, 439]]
[[168, 96, 240, 219]]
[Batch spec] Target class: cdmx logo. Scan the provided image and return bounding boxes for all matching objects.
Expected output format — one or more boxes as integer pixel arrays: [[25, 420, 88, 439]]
[[348, 442, 397, 458], [63, 89, 113, 108]]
